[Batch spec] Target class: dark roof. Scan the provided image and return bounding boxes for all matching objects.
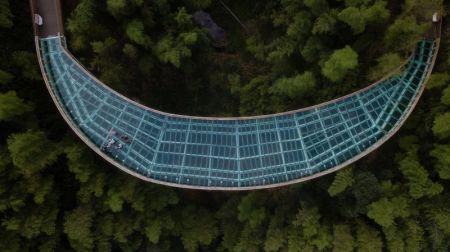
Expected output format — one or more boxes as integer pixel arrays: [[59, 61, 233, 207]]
[[192, 11, 226, 45]]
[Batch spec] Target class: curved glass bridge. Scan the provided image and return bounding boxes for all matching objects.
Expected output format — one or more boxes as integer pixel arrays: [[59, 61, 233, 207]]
[[35, 35, 438, 190]]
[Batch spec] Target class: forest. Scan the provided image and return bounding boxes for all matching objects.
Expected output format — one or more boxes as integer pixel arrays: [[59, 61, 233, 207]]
[[0, 0, 450, 251]]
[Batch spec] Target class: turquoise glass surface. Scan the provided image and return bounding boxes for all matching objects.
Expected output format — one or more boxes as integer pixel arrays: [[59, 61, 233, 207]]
[[39, 37, 435, 188]]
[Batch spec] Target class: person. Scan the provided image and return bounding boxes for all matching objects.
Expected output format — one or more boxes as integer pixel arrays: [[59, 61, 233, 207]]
[[106, 138, 115, 148], [108, 128, 117, 137], [121, 135, 131, 143]]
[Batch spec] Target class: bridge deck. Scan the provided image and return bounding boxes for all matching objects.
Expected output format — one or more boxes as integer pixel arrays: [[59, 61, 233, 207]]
[[30, 0, 441, 190]]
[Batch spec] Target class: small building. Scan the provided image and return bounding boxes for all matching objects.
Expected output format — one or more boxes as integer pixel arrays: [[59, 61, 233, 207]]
[[192, 11, 227, 48]]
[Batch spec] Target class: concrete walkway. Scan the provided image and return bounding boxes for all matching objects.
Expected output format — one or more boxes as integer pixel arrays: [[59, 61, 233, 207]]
[[34, 0, 63, 37]]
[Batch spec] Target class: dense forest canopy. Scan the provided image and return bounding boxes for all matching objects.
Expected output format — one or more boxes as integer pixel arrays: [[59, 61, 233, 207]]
[[0, 0, 450, 251]]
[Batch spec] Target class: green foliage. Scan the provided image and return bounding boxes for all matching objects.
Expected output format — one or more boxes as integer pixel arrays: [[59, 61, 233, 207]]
[[66, 0, 95, 50], [355, 221, 383, 252], [0, 91, 32, 122], [286, 11, 313, 40], [238, 193, 267, 228], [430, 145, 450, 179], [12, 51, 42, 80], [175, 7, 192, 28], [383, 225, 405, 251], [433, 112, 450, 139], [403, 0, 443, 20], [228, 73, 241, 96], [153, 32, 198, 68], [425, 201, 450, 238], [338, 7, 367, 34], [107, 0, 127, 17], [122, 43, 138, 59], [426, 73, 450, 89], [398, 155, 443, 198], [328, 166, 354, 197], [64, 144, 94, 183], [369, 53, 403, 81], [404, 219, 425, 252], [304, 0, 329, 16], [264, 210, 287, 252], [175, 206, 219, 252], [126, 19, 152, 48], [367, 195, 410, 227], [0, 69, 13, 84], [385, 15, 429, 52], [240, 75, 279, 115], [332, 224, 355, 252], [338, 1, 389, 34], [301, 36, 326, 63], [0, 0, 13, 28], [3, 203, 58, 239], [441, 85, 450, 105], [270, 71, 316, 99], [322, 46, 358, 82], [7, 130, 60, 176], [397, 136, 443, 199], [292, 205, 332, 250], [63, 205, 95, 251], [312, 12, 337, 35], [246, 36, 266, 61], [186, 0, 211, 9]]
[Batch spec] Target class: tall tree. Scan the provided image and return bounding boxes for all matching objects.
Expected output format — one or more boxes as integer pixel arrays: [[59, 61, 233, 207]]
[[322, 46, 358, 82], [0, 91, 32, 122], [0, 0, 12, 28]]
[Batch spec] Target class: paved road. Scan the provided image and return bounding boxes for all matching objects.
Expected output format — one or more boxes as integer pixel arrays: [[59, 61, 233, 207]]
[[35, 0, 63, 37]]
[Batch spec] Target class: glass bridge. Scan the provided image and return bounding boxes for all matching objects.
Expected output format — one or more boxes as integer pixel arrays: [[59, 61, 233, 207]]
[[37, 36, 437, 190]]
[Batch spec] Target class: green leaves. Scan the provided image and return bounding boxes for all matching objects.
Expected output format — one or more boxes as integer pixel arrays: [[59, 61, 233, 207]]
[[0, 91, 32, 122], [292, 205, 332, 250], [338, 1, 389, 34], [367, 196, 410, 227], [238, 193, 267, 228], [175, 206, 219, 252], [355, 221, 383, 252], [398, 155, 443, 199], [0, 70, 13, 85], [398, 136, 443, 199], [126, 19, 152, 48], [67, 0, 95, 35], [441, 85, 450, 105], [7, 130, 59, 176], [12, 51, 42, 81], [312, 12, 337, 35], [433, 112, 450, 139], [385, 15, 429, 52], [153, 33, 197, 68], [322, 46, 358, 82], [332, 224, 355, 252], [328, 166, 354, 197], [430, 145, 450, 179], [369, 53, 403, 81], [0, 0, 13, 28], [270, 71, 316, 99], [338, 7, 366, 34], [107, 0, 127, 17], [63, 205, 95, 251], [426, 72, 449, 89]]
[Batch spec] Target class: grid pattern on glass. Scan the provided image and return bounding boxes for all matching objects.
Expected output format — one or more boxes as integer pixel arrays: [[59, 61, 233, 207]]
[[38, 36, 435, 188]]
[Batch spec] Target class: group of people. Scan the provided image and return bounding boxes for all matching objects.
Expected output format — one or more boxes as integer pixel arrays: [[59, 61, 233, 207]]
[[100, 128, 132, 151]]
